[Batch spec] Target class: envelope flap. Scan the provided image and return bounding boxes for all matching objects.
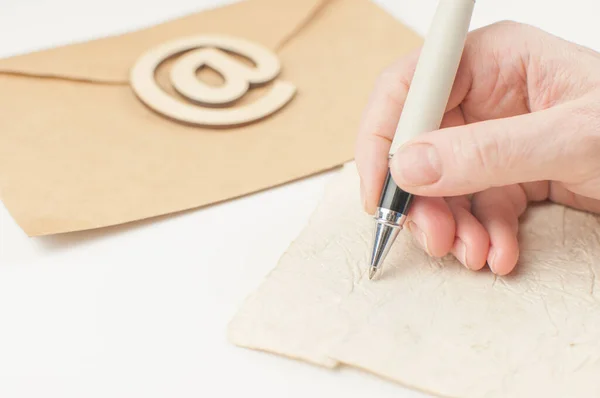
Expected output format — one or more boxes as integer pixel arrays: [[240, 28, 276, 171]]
[[0, 0, 326, 83]]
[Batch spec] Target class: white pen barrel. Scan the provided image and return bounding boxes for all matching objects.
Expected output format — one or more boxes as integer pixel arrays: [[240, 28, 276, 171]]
[[389, 0, 475, 154]]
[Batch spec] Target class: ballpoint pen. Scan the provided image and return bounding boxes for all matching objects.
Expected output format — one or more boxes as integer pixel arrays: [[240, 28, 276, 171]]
[[369, 0, 475, 279]]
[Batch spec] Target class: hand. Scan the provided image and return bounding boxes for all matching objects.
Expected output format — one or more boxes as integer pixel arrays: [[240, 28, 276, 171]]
[[355, 21, 600, 275]]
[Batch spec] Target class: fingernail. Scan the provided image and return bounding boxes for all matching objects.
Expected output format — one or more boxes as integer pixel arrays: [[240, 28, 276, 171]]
[[407, 221, 430, 255], [454, 239, 469, 269], [488, 248, 497, 274], [393, 143, 442, 186]]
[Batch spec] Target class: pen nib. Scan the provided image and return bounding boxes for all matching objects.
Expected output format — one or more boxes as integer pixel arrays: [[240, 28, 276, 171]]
[[368, 266, 377, 280], [368, 221, 401, 281]]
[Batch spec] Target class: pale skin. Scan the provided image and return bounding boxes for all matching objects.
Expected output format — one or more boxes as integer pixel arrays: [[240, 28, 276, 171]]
[[355, 21, 600, 276]]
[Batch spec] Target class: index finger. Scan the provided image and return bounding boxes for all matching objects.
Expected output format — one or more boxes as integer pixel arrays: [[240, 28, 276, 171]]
[[355, 50, 419, 214], [355, 47, 471, 214]]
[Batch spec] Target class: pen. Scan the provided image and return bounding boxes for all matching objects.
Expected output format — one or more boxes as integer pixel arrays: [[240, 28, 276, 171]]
[[369, 0, 476, 279]]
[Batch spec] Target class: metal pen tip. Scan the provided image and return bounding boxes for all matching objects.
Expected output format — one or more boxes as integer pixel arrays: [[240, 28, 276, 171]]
[[368, 219, 402, 281], [368, 266, 377, 280]]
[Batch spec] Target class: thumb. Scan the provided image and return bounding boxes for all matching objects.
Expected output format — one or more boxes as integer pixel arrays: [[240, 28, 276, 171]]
[[389, 106, 592, 197]]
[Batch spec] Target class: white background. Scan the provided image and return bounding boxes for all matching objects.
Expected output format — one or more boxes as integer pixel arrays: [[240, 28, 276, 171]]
[[1, 1, 599, 397]]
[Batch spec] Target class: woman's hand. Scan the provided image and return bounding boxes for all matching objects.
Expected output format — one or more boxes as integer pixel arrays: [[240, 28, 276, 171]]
[[355, 21, 600, 275]]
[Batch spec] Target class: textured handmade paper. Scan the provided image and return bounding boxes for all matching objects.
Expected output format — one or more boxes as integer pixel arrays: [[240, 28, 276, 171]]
[[0, 0, 421, 236], [228, 163, 600, 398]]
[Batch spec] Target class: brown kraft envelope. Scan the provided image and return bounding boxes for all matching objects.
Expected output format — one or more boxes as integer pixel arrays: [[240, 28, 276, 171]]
[[0, 0, 421, 237]]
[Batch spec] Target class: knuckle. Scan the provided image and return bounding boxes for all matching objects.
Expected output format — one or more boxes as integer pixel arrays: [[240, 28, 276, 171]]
[[473, 20, 541, 48], [491, 20, 522, 28], [457, 126, 507, 177], [376, 63, 403, 88], [375, 65, 394, 87], [475, 137, 502, 174], [478, 20, 525, 37], [375, 66, 410, 109], [488, 20, 536, 34]]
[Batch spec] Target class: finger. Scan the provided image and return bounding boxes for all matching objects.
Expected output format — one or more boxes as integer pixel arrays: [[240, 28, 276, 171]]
[[522, 174, 600, 214], [549, 182, 600, 214], [359, 21, 553, 207], [355, 47, 472, 214], [471, 185, 528, 275], [355, 50, 419, 214], [405, 196, 456, 258], [445, 196, 490, 270], [390, 104, 595, 197], [390, 107, 465, 259]]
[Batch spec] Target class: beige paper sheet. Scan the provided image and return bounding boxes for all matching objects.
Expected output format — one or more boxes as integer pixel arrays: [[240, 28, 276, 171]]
[[228, 163, 600, 398], [0, 0, 421, 237]]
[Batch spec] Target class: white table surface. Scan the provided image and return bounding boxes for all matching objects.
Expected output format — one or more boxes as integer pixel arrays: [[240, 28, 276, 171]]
[[1, 1, 599, 397]]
